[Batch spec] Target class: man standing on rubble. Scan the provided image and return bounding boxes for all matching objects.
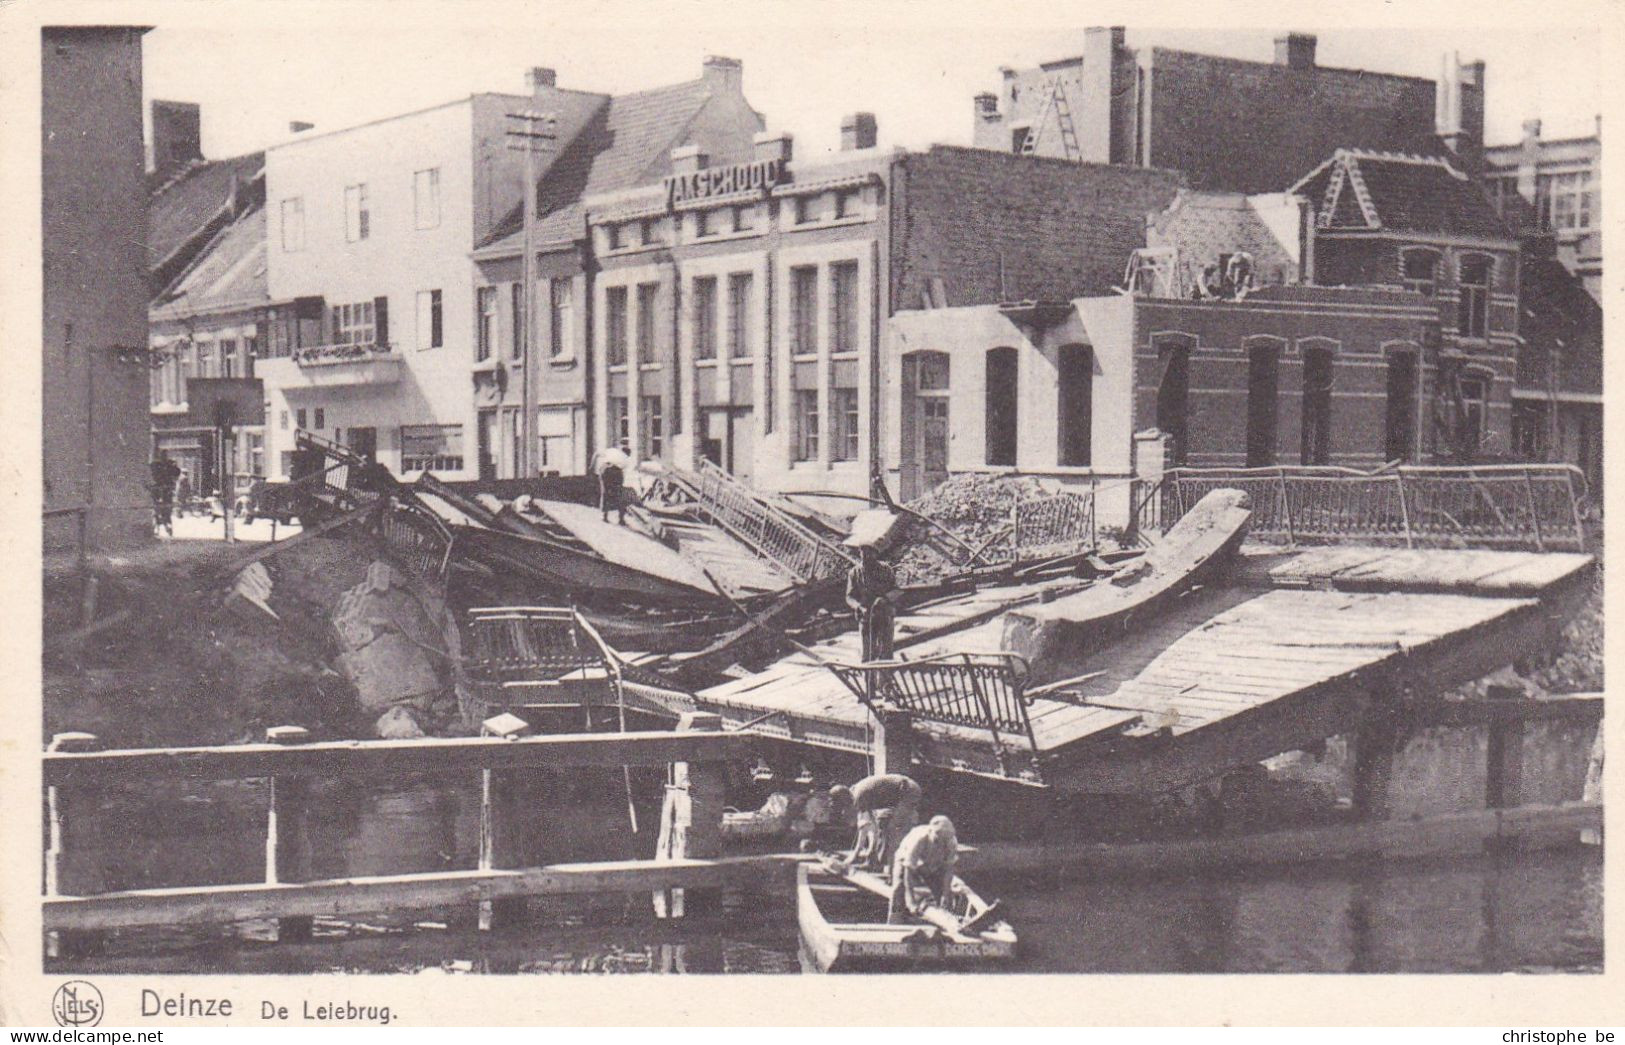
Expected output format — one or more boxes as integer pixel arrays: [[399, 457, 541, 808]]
[[594, 442, 632, 525], [845, 539, 897, 661]]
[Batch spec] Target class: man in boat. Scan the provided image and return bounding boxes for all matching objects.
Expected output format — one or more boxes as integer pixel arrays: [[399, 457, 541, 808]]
[[835, 772, 921, 872], [594, 443, 632, 525], [887, 815, 961, 923], [844, 541, 897, 662]]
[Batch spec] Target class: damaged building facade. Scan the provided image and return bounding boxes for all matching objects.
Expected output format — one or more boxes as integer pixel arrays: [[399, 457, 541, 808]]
[[578, 130, 1182, 497]]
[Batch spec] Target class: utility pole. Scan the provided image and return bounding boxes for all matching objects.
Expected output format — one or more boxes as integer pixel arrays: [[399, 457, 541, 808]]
[[505, 95, 557, 478]]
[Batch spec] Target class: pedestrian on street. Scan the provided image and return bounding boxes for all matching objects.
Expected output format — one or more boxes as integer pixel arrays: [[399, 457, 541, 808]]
[[175, 470, 192, 517], [150, 454, 181, 536], [594, 443, 632, 525]]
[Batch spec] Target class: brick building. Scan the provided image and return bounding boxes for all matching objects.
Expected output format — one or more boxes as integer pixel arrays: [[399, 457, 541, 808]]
[[1484, 117, 1601, 300], [578, 132, 1183, 497], [471, 58, 766, 478], [972, 29, 1478, 194], [43, 26, 155, 552], [1290, 149, 1520, 463]]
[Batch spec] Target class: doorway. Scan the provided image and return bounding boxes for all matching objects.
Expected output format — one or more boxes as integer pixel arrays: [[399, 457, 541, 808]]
[[1300, 349, 1333, 466], [1057, 344, 1093, 467], [900, 351, 950, 500], [346, 426, 377, 463], [1384, 350, 1418, 464], [701, 406, 754, 481], [477, 408, 497, 480], [1154, 336, 1193, 467]]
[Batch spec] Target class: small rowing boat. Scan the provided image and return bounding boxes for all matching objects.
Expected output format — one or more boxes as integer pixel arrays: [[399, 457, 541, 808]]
[[796, 862, 1017, 973]]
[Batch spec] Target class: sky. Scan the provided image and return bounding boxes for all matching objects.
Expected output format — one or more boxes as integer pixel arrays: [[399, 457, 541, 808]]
[[133, 1, 1609, 163]]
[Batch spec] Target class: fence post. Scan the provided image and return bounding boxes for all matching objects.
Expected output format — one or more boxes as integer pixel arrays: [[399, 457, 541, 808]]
[[46, 732, 104, 959], [478, 715, 539, 932], [654, 711, 725, 918], [1394, 471, 1413, 548], [1350, 712, 1405, 823], [1278, 468, 1296, 545], [1484, 685, 1526, 826], [1521, 469, 1545, 552], [872, 707, 915, 777], [1566, 471, 1586, 552], [264, 725, 315, 942]]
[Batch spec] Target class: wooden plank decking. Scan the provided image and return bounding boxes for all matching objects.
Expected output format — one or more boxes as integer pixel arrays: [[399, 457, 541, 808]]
[[688, 546, 1596, 790]]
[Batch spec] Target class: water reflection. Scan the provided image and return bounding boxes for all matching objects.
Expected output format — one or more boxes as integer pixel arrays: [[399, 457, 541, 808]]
[[51, 774, 1601, 975]]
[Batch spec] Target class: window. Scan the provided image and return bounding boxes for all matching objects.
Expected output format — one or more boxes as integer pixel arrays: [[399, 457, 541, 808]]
[[220, 338, 238, 378], [790, 266, 818, 356], [344, 183, 370, 242], [732, 205, 756, 233], [606, 286, 628, 366], [1012, 127, 1032, 153], [416, 290, 443, 349], [331, 301, 377, 345], [511, 282, 526, 359], [1457, 255, 1492, 339], [609, 396, 630, 448], [1457, 374, 1489, 455], [1401, 249, 1439, 297], [401, 424, 464, 472], [727, 273, 753, 360], [1057, 344, 1092, 466], [296, 408, 308, 430], [831, 261, 860, 355], [280, 198, 304, 252], [641, 396, 664, 458], [607, 224, 624, 251], [832, 387, 859, 461], [413, 168, 440, 230], [793, 195, 820, 225], [794, 388, 819, 461], [1245, 337, 1281, 467], [1301, 347, 1334, 466], [693, 276, 718, 360], [549, 278, 572, 359], [476, 286, 497, 361], [1538, 170, 1595, 231], [313, 407, 325, 429], [1384, 349, 1418, 463], [834, 188, 862, 220], [635, 283, 659, 364], [985, 347, 1019, 466], [695, 210, 715, 238], [640, 219, 659, 246]]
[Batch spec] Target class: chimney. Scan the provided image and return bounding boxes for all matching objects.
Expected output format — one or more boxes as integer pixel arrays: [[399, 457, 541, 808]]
[[527, 66, 557, 92], [840, 112, 877, 151], [670, 143, 707, 175], [289, 120, 315, 134], [1439, 56, 1485, 173], [150, 99, 202, 175], [702, 55, 743, 93], [1079, 26, 1126, 162], [753, 130, 793, 165], [1274, 32, 1317, 70]]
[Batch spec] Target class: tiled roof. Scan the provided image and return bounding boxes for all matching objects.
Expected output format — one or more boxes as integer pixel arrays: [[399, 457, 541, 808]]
[[147, 151, 264, 273], [1517, 243, 1602, 397], [151, 206, 267, 318], [1291, 150, 1514, 240], [479, 78, 718, 252]]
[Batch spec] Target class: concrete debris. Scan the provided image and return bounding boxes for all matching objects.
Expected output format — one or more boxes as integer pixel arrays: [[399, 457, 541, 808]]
[[225, 561, 279, 621], [374, 705, 427, 739]]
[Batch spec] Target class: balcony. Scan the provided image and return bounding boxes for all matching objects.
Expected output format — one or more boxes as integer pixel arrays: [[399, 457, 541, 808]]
[[264, 341, 404, 388]]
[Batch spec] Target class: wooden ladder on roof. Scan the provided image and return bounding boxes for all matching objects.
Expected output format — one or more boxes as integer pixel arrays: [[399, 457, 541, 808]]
[[1022, 77, 1082, 161]]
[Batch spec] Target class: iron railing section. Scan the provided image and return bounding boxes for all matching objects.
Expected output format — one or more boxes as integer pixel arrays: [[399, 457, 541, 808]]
[[827, 653, 1039, 771], [374, 497, 454, 581], [1010, 490, 1096, 560], [292, 340, 396, 367], [676, 460, 854, 582], [1155, 464, 1587, 552], [461, 606, 629, 721]]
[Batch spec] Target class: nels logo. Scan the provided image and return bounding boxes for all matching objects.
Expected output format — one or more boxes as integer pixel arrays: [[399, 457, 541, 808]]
[[52, 981, 104, 1028]]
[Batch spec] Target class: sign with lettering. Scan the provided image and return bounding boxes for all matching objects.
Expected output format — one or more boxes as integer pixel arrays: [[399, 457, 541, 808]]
[[664, 158, 786, 208]]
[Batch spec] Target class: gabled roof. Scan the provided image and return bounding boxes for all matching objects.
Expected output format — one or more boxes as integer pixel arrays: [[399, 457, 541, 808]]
[[1289, 149, 1513, 240], [150, 206, 268, 320], [147, 151, 264, 275], [478, 77, 721, 253]]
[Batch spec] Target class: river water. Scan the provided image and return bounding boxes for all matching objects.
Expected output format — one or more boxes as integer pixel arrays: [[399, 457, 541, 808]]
[[49, 763, 1602, 975]]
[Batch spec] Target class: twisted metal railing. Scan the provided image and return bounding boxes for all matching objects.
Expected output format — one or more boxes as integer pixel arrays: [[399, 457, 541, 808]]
[[827, 652, 1039, 776], [669, 460, 853, 582], [1150, 464, 1588, 552], [1010, 490, 1097, 560]]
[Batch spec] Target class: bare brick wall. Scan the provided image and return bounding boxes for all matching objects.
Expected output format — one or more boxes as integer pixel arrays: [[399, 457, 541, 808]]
[[1130, 290, 1449, 469], [1146, 49, 1441, 194], [893, 146, 1183, 310]]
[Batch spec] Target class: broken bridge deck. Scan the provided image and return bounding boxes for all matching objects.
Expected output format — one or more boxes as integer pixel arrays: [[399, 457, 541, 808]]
[[680, 545, 1595, 793]]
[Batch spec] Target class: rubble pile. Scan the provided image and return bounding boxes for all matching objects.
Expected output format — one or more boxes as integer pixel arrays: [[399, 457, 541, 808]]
[[895, 473, 1053, 582]]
